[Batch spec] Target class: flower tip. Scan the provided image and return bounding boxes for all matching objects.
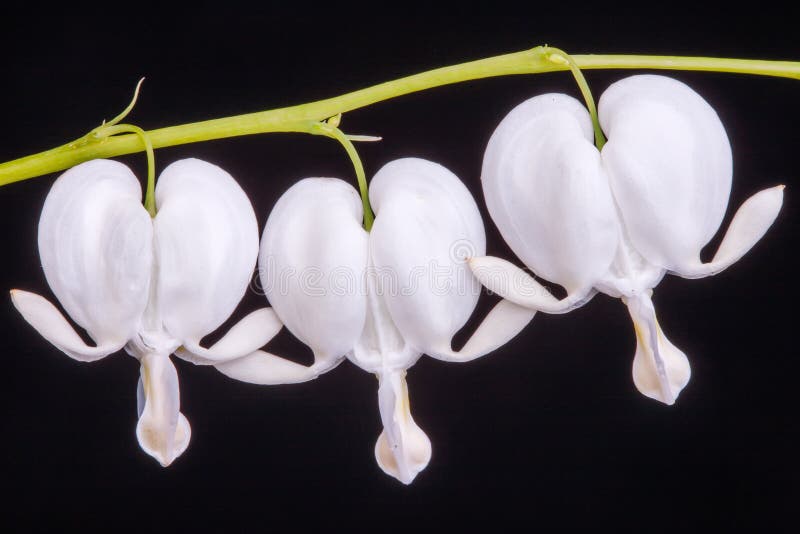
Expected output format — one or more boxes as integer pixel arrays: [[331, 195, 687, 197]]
[[9, 288, 25, 307], [466, 256, 484, 268], [156, 455, 175, 468], [136, 412, 191, 468]]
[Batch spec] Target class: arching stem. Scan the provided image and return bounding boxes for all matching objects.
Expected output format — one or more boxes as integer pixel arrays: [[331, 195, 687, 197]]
[[2, 48, 800, 185], [99, 124, 157, 217], [545, 47, 607, 149], [311, 115, 379, 231]]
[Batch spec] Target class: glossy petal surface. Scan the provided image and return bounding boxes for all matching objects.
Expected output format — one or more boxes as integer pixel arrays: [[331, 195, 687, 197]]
[[482, 94, 619, 296], [37, 159, 152, 347], [369, 158, 486, 356], [260, 178, 368, 362], [600, 75, 733, 271], [154, 159, 259, 349]]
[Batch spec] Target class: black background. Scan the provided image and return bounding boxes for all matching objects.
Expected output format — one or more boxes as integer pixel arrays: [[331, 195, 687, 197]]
[[1, 2, 797, 532]]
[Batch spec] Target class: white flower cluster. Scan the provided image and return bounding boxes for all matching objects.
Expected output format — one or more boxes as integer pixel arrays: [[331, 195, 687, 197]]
[[11, 75, 783, 483]]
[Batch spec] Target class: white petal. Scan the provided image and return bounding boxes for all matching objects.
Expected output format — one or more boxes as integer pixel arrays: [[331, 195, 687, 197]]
[[350, 257, 420, 372], [482, 94, 619, 295], [177, 308, 282, 365], [38, 159, 152, 346], [674, 186, 785, 279], [154, 159, 259, 346], [260, 178, 368, 362], [10, 290, 125, 361], [426, 298, 536, 363], [594, 237, 667, 299], [136, 352, 191, 466], [368, 158, 487, 357], [469, 256, 595, 313], [374, 370, 431, 485], [625, 294, 691, 405], [215, 350, 344, 385], [600, 75, 733, 271]]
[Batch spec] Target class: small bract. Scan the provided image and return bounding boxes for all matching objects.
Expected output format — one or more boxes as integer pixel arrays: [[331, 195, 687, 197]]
[[471, 75, 784, 404]]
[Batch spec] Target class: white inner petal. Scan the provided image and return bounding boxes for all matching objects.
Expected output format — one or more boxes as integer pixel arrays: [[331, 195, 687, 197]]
[[595, 223, 666, 299], [349, 256, 420, 372]]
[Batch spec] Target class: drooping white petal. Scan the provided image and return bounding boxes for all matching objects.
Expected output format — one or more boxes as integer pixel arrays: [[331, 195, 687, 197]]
[[599, 75, 733, 271], [10, 290, 126, 361], [673, 185, 785, 279], [624, 293, 691, 405], [206, 308, 345, 384], [215, 350, 345, 385], [260, 178, 368, 364], [177, 308, 282, 365], [154, 158, 259, 350], [374, 370, 432, 485], [37, 159, 152, 348], [368, 158, 488, 360], [426, 299, 536, 363], [469, 256, 596, 313], [135, 352, 191, 466], [482, 94, 619, 296]]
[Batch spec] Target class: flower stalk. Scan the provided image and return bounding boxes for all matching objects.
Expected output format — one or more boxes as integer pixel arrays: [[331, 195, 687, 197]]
[[310, 115, 379, 231], [546, 48, 607, 149], [1, 46, 799, 186]]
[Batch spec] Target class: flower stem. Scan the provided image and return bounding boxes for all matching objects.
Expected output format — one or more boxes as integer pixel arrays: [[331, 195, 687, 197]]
[[311, 116, 377, 230], [1, 48, 799, 186], [101, 124, 157, 216], [545, 48, 607, 149]]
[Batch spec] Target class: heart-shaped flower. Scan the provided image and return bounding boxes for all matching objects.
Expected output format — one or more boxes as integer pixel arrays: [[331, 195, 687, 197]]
[[216, 157, 535, 484], [11, 158, 278, 465], [470, 75, 784, 405]]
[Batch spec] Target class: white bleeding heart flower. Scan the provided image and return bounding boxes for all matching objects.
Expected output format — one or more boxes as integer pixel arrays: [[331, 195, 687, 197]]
[[11, 158, 277, 466], [215, 157, 535, 484], [470, 74, 784, 405]]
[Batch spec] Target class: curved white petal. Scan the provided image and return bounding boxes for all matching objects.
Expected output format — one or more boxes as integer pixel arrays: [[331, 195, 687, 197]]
[[260, 178, 368, 363], [368, 158, 487, 359], [38, 159, 152, 347], [10, 290, 125, 361], [469, 256, 595, 313], [426, 299, 536, 363], [482, 94, 619, 295], [624, 294, 691, 405], [374, 370, 431, 485], [215, 350, 344, 385], [154, 159, 259, 348], [673, 185, 785, 279], [177, 308, 282, 365], [136, 352, 191, 466], [599, 75, 733, 271]]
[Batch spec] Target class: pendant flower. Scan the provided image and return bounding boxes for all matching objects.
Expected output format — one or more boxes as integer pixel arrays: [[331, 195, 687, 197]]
[[470, 75, 784, 405], [11, 158, 274, 466], [215, 157, 535, 484]]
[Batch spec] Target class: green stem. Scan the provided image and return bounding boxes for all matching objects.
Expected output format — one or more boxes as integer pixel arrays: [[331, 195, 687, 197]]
[[2, 47, 799, 185], [101, 124, 157, 216], [311, 118, 376, 231], [546, 48, 607, 149]]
